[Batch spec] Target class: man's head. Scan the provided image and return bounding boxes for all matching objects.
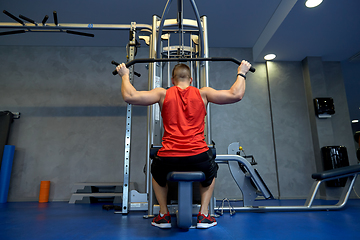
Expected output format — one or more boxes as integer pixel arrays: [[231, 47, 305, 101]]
[[172, 63, 192, 86]]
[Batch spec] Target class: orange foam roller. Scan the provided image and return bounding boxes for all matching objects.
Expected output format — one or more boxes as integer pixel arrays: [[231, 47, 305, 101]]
[[39, 181, 50, 203]]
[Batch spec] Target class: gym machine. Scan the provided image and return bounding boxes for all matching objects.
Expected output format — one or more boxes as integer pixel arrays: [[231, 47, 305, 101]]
[[0, 0, 254, 219], [2, 1, 358, 228]]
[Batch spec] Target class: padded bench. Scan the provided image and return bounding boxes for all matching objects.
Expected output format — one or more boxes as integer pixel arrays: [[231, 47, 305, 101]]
[[312, 165, 360, 180], [167, 171, 205, 229], [303, 164, 360, 210]]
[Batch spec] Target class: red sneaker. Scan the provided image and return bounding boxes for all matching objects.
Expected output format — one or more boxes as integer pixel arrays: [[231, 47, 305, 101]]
[[151, 212, 171, 228], [196, 212, 217, 229]]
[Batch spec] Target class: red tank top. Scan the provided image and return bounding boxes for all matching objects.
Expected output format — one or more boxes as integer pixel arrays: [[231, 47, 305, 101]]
[[157, 86, 208, 157]]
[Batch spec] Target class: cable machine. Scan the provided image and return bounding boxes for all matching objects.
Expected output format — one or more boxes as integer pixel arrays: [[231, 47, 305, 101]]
[[0, 0, 253, 217], [2, 0, 358, 219]]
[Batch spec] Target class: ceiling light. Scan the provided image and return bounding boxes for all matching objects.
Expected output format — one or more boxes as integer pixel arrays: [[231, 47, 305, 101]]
[[264, 54, 276, 61], [305, 0, 323, 8], [352, 120, 359, 123]]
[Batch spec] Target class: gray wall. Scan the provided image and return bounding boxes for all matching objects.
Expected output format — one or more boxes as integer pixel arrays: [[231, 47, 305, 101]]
[[266, 61, 316, 199], [341, 61, 360, 137], [0, 46, 357, 202]]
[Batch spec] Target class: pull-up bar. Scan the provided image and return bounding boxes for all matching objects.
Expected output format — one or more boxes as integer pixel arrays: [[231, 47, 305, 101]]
[[111, 57, 256, 75]]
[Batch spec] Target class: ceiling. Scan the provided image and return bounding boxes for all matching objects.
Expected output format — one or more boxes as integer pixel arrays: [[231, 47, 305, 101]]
[[0, 0, 360, 63]]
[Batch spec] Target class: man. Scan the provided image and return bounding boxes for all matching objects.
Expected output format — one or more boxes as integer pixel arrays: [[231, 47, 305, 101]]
[[116, 60, 252, 229]]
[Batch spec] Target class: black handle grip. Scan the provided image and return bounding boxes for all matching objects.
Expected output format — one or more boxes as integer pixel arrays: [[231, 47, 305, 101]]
[[66, 30, 94, 38], [112, 57, 255, 76], [112, 60, 120, 66], [19, 14, 36, 25], [3, 10, 24, 25], [53, 11, 58, 25], [0, 30, 26, 36], [112, 61, 119, 75], [112, 61, 141, 77], [42, 15, 49, 25]]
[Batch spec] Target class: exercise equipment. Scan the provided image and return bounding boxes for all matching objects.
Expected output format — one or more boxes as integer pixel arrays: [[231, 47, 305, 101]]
[[1, 10, 148, 37], [0, 2, 254, 216], [214, 142, 360, 212], [0, 111, 20, 203], [167, 171, 205, 229], [1, 10, 95, 37], [0, 145, 15, 203], [5, 0, 354, 218], [0, 111, 20, 167], [111, 57, 256, 76], [355, 131, 360, 161]]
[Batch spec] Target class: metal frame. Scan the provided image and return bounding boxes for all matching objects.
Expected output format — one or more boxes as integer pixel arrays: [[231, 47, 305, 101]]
[[117, 22, 138, 215], [215, 142, 360, 212], [144, 1, 210, 218], [0, 1, 256, 217]]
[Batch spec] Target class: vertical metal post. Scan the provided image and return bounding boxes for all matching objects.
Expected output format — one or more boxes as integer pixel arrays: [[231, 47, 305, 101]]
[[167, 34, 171, 88], [200, 16, 211, 144], [145, 15, 161, 218], [122, 22, 137, 215], [199, 16, 215, 216]]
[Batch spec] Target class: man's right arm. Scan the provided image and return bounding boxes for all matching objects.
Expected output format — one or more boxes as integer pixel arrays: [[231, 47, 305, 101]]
[[200, 60, 251, 105], [117, 63, 166, 106]]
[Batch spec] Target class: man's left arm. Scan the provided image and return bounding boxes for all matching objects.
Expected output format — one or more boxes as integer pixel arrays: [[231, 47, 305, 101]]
[[200, 60, 251, 105]]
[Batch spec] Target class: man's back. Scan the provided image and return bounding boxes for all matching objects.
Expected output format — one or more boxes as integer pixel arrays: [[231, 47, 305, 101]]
[[158, 86, 208, 157]]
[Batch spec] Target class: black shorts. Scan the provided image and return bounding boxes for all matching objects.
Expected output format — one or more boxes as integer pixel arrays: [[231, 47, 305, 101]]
[[151, 149, 218, 188]]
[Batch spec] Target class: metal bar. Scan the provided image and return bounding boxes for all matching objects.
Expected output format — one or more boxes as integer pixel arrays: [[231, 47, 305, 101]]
[[65, 30, 94, 37], [42, 15, 49, 25], [200, 15, 214, 216], [167, 34, 171, 87], [0, 22, 152, 31], [121, 57, 256, 72], [145, 15, 160, 218], [120, 22, 137, 215], [335, 175, 357, 208], [218, 176, 359, 212], [216, 154, 272, 199], [189, 0, 204, 58], [201, 16, 211, 144], [19, 14, 37, 25], [156, 0, 173, 59], [0, 30, 26, 36], [53, 11, 58, 26], [2, 10, 24, 25], [304, 181, 322, 207], [217, 205, 348, 212]]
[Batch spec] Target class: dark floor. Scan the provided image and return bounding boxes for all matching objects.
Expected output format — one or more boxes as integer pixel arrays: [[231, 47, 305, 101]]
[[1, 200, 360, 240]]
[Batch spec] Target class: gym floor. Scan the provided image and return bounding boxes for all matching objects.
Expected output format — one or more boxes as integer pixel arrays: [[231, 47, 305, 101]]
[[1, 199, 360, 240]]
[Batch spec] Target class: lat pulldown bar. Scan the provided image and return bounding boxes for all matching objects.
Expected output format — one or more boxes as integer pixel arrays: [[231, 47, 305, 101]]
[[111, 57, 256, 76]]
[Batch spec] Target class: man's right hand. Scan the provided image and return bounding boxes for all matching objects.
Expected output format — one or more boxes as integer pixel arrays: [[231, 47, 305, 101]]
[[116, 63, 130, 77]]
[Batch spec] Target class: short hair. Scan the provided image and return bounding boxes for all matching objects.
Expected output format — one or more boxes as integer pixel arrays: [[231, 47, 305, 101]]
[[172, 63, 191, 80]]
